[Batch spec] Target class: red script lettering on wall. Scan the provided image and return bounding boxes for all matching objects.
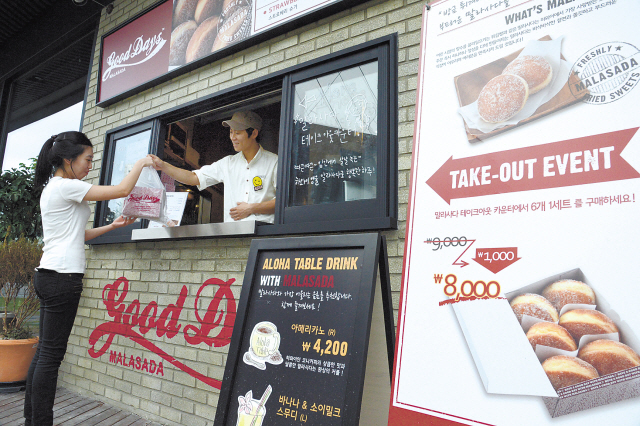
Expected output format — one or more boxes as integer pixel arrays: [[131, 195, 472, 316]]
[[88, 277, 237, 389]]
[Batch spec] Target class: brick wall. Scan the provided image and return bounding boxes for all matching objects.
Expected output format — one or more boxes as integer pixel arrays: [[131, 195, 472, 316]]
[[59, 0, 426, 424]]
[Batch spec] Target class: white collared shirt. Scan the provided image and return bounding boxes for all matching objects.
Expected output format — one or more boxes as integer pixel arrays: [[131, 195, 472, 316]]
[[194, 146, 278, 223]]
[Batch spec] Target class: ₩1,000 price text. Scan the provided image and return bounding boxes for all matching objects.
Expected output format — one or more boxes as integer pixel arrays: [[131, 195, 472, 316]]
[[476, 248, 517, 263]]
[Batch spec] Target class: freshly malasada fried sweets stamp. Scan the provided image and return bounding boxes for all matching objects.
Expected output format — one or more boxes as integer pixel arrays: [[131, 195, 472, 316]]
[[477, 74, 529, 123], [542, 279, 596, 312], [542, 355, 599, 391], [502, 55, 553, 94], [558, 309, 618, 342], [526, 322, 577, 351], [510, 293, 559, 323], [578, 339, 640, 376]]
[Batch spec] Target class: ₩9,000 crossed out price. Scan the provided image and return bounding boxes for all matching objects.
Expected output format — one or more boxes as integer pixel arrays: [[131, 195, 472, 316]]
[[424, 236, 469, 251], [435, 273, 501, 305], [302, 339, 349, 356]]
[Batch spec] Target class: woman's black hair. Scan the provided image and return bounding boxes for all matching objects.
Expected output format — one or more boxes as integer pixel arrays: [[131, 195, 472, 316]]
[[34, 131, 93, 187]]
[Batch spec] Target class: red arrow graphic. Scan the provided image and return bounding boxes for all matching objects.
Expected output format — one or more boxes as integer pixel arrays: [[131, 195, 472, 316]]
[[427, 128, 640, 204], [452, 238, 475, 267], [473, 247, 521, 274]]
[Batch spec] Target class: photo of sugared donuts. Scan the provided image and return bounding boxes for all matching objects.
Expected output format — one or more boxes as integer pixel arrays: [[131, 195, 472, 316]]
[[542, 279, 596, 312], [578, 339, 640, 376], [185, 15, 221, 63], [502, 55, 553, 94], [455, 36, 592, 142], [170, 0, 245, 66], [195, 0, 222, 24], [526, 322, 577, 351], [558, 309, 618, 342], [170, 20, 198, 66], [477, 74, 529, 123], [173, 0, 199, 28], [510, 293, 558, 323], [476, 54, 551, 123], [542, 355, 599, 390]]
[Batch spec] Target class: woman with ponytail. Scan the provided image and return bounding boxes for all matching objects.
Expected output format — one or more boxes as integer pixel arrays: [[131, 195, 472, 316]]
[[25, 131, 154, 426]]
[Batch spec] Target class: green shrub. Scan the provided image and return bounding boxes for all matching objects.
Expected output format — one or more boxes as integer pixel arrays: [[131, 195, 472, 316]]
[[0, 160, 42, 241]]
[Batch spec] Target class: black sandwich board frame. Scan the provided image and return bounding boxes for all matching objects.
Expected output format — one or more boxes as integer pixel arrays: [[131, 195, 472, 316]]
[[214, 232, 394, 425]]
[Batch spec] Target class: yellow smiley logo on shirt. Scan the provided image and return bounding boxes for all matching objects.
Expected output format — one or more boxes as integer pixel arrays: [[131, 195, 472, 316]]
[[253, 176, 263, 191]]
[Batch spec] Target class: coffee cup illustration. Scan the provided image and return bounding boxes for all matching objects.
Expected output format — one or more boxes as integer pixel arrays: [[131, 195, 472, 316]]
[[250, 321, 280, 358]]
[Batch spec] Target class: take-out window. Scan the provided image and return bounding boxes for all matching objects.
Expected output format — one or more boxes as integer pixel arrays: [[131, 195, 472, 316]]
[[90, 35, 397, 244]]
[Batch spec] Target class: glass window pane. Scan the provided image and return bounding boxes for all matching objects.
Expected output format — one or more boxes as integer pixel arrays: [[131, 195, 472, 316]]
[[105, 130, 151, 224], [290, 61, 378, 207]]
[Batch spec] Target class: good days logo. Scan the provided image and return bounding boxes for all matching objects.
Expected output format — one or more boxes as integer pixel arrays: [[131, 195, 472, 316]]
[[101, 31, 167, 81], [88, 276, 236, 389]]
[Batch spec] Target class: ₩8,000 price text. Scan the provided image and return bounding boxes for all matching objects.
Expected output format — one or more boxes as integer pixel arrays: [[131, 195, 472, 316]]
[[435, 273, 503, 305]]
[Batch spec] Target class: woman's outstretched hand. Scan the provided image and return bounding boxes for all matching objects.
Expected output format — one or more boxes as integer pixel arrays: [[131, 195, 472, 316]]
[[135, 156, 155, 169], [111, 215, 137, 228]]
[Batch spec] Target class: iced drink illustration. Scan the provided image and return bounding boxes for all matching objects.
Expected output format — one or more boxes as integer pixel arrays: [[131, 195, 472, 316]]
[[236, 386, 272, 426], [236, 403, 265, 426]]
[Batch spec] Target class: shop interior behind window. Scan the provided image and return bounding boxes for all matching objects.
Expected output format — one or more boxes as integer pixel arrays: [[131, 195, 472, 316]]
[[161, 100, 282, 226], [95, 37, 396, 242]]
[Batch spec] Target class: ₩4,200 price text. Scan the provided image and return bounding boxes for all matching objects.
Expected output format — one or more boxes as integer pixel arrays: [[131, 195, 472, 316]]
[[302, 339, 349, 357]]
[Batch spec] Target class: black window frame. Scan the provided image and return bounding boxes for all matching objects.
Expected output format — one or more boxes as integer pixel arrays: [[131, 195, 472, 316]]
[[90, 120, 161, 244], [89, 35, 397, 244], [274, 42, 396, 235]]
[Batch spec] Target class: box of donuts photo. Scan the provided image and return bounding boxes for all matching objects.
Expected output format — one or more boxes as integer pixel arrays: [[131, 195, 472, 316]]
[[455, 36, 589, 142], [508, 269, 640, 417], [452, 268, 640, 418]]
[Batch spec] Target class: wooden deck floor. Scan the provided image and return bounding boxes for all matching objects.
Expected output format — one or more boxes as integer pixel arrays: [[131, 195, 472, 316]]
[[0, 387, 163, 426]]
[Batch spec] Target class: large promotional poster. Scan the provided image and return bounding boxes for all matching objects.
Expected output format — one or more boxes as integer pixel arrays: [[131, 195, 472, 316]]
[[390, 0, 640, 425]]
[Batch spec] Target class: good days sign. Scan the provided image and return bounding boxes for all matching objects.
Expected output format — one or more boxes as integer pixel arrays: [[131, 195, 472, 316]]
[[88, 276, 236, 389], [97, 0, 367, 106]]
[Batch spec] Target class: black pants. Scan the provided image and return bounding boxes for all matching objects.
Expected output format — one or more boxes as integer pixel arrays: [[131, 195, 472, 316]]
[[24, 269, 83, 426]]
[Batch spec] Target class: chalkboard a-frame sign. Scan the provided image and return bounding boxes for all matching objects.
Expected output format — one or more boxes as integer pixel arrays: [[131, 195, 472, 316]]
[[214, 233, 393, 426]]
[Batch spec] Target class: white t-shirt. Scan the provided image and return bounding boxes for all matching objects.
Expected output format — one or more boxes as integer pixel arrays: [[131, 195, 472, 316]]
[[194, 146, 278, 223], [38, 177, 92, 273]]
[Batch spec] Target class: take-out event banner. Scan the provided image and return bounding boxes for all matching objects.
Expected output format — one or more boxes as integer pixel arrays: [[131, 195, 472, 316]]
[[98, 0, 349, 104], [389, 0, 640, 425]]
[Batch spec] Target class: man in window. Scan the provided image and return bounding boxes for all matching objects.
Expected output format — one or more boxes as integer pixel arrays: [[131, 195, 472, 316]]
[[149, 111, 277, 223]]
